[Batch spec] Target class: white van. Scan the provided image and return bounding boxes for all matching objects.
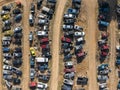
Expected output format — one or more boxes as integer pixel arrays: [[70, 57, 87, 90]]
[[35, 57, 48, 63]]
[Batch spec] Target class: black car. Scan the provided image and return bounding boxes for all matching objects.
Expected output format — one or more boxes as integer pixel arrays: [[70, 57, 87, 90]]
[[14, 39, 22, 45], [4, 20, 11, 26], [2, 5, 11, 11], [13, 8, 21, 14], [11, 68, 22, 76], [37, 0, 43, 10], [2, 26, 11, 32], [30, 3, 35, 14], [14, 47, 22, 53], [64, 19, 75, 24], [14, 33, 22, 38], [13, 59, 22, 68], [13, 78, 21, 85]]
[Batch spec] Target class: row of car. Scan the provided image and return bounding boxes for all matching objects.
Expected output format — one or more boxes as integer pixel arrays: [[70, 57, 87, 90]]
[[61, 0, 88, 90], [1, 1, 23, 90], [29, 0, 56, 90], [97, 1, 111, 90]]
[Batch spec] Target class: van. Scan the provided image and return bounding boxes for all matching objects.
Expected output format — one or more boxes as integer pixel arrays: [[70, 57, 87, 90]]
[[35, 57, 48, 63]]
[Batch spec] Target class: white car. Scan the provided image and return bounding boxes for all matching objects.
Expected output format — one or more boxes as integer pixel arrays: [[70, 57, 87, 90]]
[[2, 36, 12, 41], [37, 31, 48, 37], [3, 59, 10, 65], [74, 31, 85, 37], [3, 65, 12, 70], [37, 82, 48, 89], [63, 79, 73, 86], [76, 37, 84, 42], [74, 25, 83, 31], [64, 14, 75, 19], [65, 61, 73, 67]]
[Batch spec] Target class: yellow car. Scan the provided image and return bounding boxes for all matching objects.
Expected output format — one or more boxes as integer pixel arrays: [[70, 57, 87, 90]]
[[2, 14, 10, 21], [30, 47, 36, 57], [4, 31, 13, 36]]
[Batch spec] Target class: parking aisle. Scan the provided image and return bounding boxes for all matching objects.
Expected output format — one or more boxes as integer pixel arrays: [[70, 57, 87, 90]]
[[50, 0, 67, 90], [83, 0, 98, 89], [20, 0, 30, 90]]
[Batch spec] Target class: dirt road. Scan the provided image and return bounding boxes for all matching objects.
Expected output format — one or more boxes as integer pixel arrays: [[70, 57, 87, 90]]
[[20, 0, 30, 90], [109, 21, 117, 90], [83, 0, 98, 90], [50, 0, 67, 90]]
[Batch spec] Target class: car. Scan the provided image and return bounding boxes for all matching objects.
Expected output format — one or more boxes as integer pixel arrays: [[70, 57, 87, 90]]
[[14, 26, 22, 33], [5, 80, 12, 89], [64, 72, 75, 79], [64, 53, 72, 61], [2, 26, 11, 32], [63, 25, 74, 30], [38, 74, 50, 81], [13, 59, 22, 67], [13, 78, 21, 85], [14, 47, 22, 53], [14, 39, 21, 45], [3, 53, 12, 59], [2, 41, 10, 46], [77, 77, 88, 85], [65, 61, 73, 67], [3, 59, 10, 65], [2, 5, 11, 11], [37, 31, 48, 37], [14, 14, 22, 22], [4, 20, 11, 26], [64, 19, 75, 24], [2, 14, 10, 21], [67, 8, 79, 15], [14, 33, 22, 38], [64, 67, 75, 73], [3, 65, 12, 70], [63, 79, 74, 86], [74, 31, 85, 37], [13, 8, 21, 14], [11, 67, 22, 76], [64, 30, 74, 36], [30, 3, 35, 14], [61, 84, 72, 90], [63, 14, 76, 19], [37, 82, 48, 89], [74, 25, 83, 31], [76, 37, 84, 43], [29, 82, 37, 89], [3, 70, 12, 75], [13, 52, 22, 58], [38, 19, 49, 25], [2, 47, 10, 53], [37, 0, 43, 10], [30, 47, 36, 57], [97, 75, 108, 82], [2, 36, 12, 41], [61, 36, 72, 43], [29, 31, 33, 42], [3, 75, 13, 81], [40, 38, 49, 43], [29, 14, 34, 26], [30, 68, 36, 80], [4, 31, 13, 36]]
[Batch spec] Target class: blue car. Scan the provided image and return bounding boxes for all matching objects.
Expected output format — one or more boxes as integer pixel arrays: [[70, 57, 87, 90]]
[[3, 47, 10, 53], [67, 8, 79, 15]]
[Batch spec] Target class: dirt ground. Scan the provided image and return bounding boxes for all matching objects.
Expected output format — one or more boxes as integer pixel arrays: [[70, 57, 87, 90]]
[[49, 0, 67, 90], [83, 0, 98, 90]]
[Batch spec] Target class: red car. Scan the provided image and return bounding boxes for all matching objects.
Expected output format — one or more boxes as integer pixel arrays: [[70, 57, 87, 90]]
[[101, 51, 108, 56], [77, 51, 86, 58], [61, 36, 72, 43], [40, 38, 49, 43], [29, 82, 37, 88], [40, 44, 49, 49], [101, 44, 109, 50], [64, 67, 75, 73]]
